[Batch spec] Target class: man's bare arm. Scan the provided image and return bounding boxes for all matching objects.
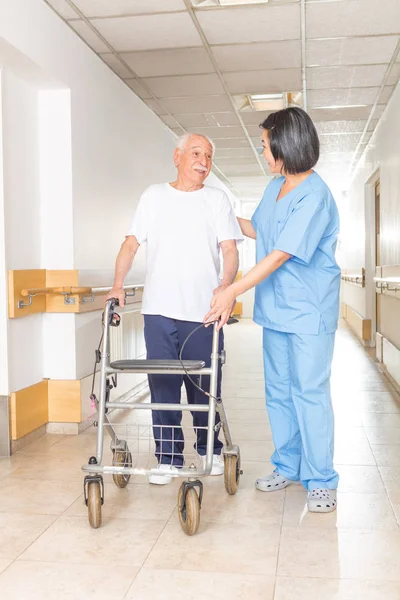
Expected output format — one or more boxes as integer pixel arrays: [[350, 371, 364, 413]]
[[105, 235, 140, 307]]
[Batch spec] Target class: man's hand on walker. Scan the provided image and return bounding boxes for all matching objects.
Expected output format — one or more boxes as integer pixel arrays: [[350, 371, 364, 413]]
[[105, 287, 126, 308], [204, 286, 236, 330]]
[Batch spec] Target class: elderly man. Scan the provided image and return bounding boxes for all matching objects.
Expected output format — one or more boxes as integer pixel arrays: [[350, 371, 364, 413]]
[[106, 133, 243, 485]]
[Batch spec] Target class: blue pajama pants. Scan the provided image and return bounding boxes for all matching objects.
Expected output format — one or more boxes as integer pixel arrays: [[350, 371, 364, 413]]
[[144, 315, 224, 466], [263, 325, 339, 490]]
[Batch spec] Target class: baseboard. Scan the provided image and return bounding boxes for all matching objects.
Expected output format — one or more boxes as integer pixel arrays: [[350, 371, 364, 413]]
[[342, 303, 371, 345]]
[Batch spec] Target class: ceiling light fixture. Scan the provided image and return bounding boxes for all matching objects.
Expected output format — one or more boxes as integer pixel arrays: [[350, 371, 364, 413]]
[[191, 0, 269, 7], [234, 92, 303, 113]]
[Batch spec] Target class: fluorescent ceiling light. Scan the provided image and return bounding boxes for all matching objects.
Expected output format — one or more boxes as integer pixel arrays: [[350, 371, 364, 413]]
[[249, 93, 286, 111], [191, 0, 269, 6], [314, 104, 368, 109]]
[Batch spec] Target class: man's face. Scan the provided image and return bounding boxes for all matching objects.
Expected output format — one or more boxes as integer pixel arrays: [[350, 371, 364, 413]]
[[174, 135, 213, 185]]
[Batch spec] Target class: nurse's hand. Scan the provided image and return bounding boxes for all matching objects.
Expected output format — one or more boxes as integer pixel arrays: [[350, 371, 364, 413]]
[[204, 286, 236, 330]]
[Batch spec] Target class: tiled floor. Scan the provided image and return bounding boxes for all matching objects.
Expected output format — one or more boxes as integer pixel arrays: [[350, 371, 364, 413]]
[[1, 320, 400, 599]]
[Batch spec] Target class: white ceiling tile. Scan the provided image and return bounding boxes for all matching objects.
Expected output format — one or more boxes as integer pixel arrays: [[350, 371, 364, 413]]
[[315, 120, 367, 135], [45, 0, 79, 19], [197, 4, 300, 45], [99, 53, 133, 77], [144, 98, 167, 115], [371, 104, 386, 120], [308, 87, 380, 108], [212, 40, 301, 72], [307, 0, 400, 38], [71, 0, 186, 17], [161, 95, 233, 113], [307, 36, 400, 67], [387, 63, 400, 86], [69, 20, 110, 52], [161, 115, 182, 128], [120, 48, 214, 77], [124, 78, 153, 98], [188, 126, 245, 138], [218, 164, 263, 177], [224, 69, 302, 94], [173, 112, 240, 127], [142, 73, 224, 97], [240, 111, 273, 125], [307, 65, 387, 89], [246, 125, 263, 137], [228, 176, 267, 187], [215, 148, 255, 158], [90, 13, 203, 51], [215, 156, 260, 166], [378, 85, 395, 104], [214, 138, 252, 149], [319, 134, 362, 152], [309, 106, 372, 121]]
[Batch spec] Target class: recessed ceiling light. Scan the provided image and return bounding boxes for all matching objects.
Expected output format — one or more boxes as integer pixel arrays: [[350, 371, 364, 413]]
[[314, 104, 369, 110], [233, 92, 303, 112]]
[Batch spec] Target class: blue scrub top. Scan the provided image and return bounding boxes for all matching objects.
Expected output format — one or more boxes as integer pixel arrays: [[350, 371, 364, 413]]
[[251, 171, 341, 335]]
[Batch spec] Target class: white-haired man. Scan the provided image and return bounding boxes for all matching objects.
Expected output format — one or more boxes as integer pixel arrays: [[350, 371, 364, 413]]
[[106, 133, 243, 485]]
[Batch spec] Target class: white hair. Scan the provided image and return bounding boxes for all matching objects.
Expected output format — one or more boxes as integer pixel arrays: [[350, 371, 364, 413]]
[[176, 132, 215, 155]]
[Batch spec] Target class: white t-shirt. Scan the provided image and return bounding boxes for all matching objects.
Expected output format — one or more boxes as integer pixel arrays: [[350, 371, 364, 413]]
[[127, 183, 244, 322]]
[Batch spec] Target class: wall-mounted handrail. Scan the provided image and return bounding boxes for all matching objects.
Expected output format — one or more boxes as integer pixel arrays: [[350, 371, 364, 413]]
[[341, 269, 365, 287], [374, 277, 400, 293], [18, 283, 144, 309]]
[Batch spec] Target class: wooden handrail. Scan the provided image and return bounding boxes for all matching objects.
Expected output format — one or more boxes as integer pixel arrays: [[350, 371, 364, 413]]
[[21, 286, 93, 297]]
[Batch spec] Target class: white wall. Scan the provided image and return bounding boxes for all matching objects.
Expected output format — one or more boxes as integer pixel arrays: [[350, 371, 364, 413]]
[[0, 0, 241, 397], [341, 81, 400, 351]]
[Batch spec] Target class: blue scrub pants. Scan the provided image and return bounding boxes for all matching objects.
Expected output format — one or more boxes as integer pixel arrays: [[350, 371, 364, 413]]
[[144, 315, 224, 466], [263, 325, 339, 490]]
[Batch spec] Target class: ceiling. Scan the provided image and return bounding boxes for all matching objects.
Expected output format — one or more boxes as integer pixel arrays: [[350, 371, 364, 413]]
[[44, 0, 400, 205]]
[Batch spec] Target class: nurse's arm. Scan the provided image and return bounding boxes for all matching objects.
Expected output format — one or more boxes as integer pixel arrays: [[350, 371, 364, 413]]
[[237, 217, 256, 239], [204, 249, 291, 326]]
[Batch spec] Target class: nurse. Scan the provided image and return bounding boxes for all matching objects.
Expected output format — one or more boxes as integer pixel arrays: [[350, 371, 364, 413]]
[[204, 107, 341, 513]]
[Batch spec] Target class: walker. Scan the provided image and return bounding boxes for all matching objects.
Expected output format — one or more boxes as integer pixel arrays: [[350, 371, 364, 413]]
[[82, 295, 241, 535]]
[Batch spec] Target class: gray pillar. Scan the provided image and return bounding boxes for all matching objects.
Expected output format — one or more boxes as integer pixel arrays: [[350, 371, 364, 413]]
[[0, 396, 10, 457]]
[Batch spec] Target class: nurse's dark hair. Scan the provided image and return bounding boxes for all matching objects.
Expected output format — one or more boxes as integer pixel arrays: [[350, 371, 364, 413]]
[[260, 107, 319, 175]]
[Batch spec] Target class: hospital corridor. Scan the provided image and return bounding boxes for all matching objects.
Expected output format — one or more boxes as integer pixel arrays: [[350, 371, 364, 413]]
[[1, 0, 400, 599]]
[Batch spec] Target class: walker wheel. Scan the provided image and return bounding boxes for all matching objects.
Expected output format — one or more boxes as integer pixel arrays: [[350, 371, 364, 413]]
[[178, 483, 200, 536], [87, 481, 102, 529], [112, 448, 132, 488], [224, 453, 241, 495]]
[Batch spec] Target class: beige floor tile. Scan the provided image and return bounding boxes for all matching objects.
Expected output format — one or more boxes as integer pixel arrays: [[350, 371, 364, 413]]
[[226, 409, 270, 423], [224, 397, 266, 410], [371, 445, 400, 467], [228, 421, 272, 441], [20, 516, 165, 567], [64, 481, 177, 521], [274, 577, 400, 600], [0, 560, 12, 575], [334, 442, 376, 466], [379, 467, 400, 491], [336, 465, 386, 493], [17, 434, 66, 455], [283, 492, 398, 530], [362, 413, 400, 428], [198, 485, 284, 526], [126, 568, 275, 599], [0, 455, 30, 480], [278, 527, 400, 581], [6, 453, 91, 483], [365, 427, 400, 445], [0, 560, 137, 600], [238, 440, 275, 462], [0, 513, 56, 559], [145, 521, 280, 575], [0, 477, 83, 514]]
